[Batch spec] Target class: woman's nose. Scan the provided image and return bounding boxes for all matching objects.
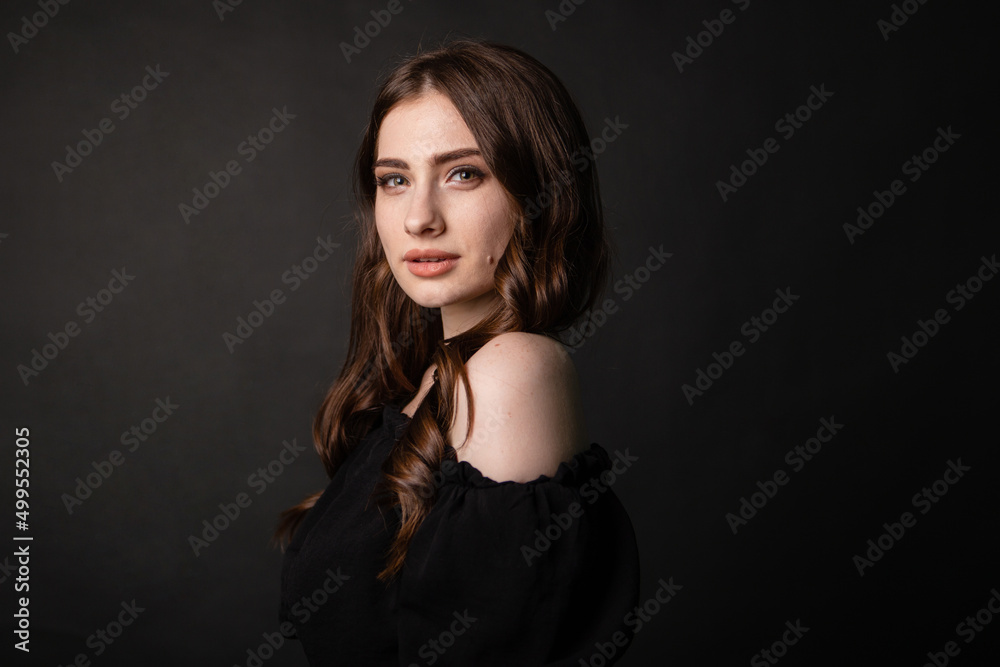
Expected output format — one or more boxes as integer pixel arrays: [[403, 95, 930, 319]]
[[403, 181, 443, 236]]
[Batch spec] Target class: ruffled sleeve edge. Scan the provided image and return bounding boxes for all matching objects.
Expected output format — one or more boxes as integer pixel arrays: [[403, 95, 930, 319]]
[[440, 441, 613, 489], [383, 401, 618, 490]]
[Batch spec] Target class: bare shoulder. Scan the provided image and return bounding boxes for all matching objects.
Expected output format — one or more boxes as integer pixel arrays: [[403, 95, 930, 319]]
[[448, 332, 589, 483]]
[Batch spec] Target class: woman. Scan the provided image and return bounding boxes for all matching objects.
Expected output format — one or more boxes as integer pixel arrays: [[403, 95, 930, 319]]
[[276, 38, 640, 665]]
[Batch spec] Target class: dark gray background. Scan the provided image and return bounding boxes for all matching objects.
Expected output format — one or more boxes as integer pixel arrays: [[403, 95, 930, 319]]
[[2, 0, 996, 665]]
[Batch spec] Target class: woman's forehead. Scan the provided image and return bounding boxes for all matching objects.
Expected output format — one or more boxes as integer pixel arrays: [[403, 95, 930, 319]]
[[376, 92, 479, 162]]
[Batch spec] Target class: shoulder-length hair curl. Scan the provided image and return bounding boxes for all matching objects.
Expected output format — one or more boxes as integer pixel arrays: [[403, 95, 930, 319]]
[[275, 37, 614, 582]]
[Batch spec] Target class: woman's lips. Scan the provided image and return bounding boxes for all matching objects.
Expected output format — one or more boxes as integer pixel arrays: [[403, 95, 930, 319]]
[[405, 257, 459, 277]]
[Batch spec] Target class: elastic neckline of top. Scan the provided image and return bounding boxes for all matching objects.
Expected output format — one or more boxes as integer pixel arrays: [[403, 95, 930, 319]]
[[381, 401, 612, 489]]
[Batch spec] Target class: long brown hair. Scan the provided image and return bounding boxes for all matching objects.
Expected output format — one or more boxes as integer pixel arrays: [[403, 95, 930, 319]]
[[274, 37, 614, 582]]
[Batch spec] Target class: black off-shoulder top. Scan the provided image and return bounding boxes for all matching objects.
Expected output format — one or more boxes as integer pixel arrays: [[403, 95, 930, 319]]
[[279, 401, 640, 666]]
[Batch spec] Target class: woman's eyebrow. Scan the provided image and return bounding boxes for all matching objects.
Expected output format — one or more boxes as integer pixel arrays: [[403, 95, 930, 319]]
[[373, 148, 482, 170]]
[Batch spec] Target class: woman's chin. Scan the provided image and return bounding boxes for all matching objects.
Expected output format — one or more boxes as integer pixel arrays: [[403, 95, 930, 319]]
[[400, 291, 450, 310]]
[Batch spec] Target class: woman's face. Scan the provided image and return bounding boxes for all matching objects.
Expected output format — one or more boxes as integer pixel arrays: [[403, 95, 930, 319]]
[[374, 91, 516, 338]]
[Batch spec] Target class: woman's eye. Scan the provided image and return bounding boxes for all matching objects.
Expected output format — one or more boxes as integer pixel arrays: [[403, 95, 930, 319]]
[[376, 174, 407, 188], [450, 167, 483, 183]]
